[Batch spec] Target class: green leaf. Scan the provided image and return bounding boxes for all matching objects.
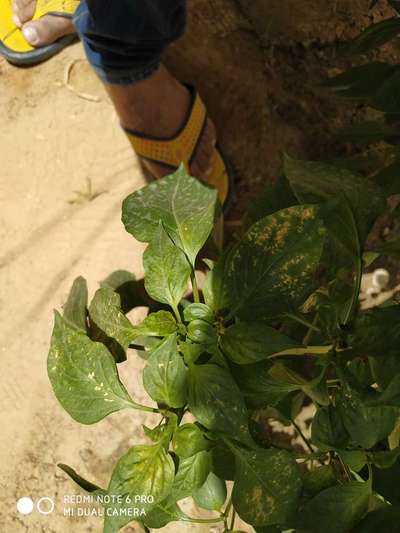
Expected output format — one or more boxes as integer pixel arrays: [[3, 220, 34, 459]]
[[303, 465, 337, 495], [203, 245, 236, 312], [374, 69, 400, 113], [193, 471, 227, 511], [226, 205, 325, 320], [89, 288, 136, 352], [353, 506, 400, 533], [171, 450, 211, 502], [298, 480, 371, 533], [133, 311, 177, 337], [143, 334, 187, 408], [321, 62, 397, 100], [211, 441, 236, 481], [350, 306, 400, 358], [58, 463, 104, 493], [230, 444, 301, 527], [188, 364, 252, 446], [311, 405, 349, 451], [373, 459, 400, 504], [143, 223, 191, 309], [338, 390, 397, 449], [183, 303, 214, 323], [370, 448, 400, 469], [220, 322, 300, 364], [343, 17, 400, 56], [105, 443, 175, 533], [122, 166, 218, 265], [338, 450, 367, 472], [144, 500, 185, 529], [63, 276, 88, 332], [100, 270, 146, 313], [172, 423, 211, 458], [48, 312, 135, 424]]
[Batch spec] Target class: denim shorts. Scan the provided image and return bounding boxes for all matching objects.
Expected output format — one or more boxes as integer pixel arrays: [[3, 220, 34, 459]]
[[73, 0, 186, 85]]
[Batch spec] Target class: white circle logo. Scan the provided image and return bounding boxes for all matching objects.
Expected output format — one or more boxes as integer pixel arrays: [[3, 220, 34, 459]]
[[17, 497, 34, 515], [36, 497, 55, 515]]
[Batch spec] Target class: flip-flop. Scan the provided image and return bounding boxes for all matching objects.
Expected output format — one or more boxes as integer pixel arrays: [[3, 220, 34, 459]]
[[0, 0, 79, 66], [124, 85, 235, 212]]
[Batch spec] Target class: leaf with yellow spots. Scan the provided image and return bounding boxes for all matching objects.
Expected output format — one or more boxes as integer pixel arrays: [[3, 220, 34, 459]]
[[230, 444, 301, 527], [47, 312, 137, 424], [225, 205, 326, 320]]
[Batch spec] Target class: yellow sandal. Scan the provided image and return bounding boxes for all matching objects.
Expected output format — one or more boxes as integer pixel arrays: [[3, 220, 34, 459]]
[[0, 0, 79, 66], [124, 85, 235, 210]]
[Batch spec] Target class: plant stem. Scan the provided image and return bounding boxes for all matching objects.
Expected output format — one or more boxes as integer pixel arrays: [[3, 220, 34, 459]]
[[229, 509, 237, 531], [172, 303, 182, 323], [191, 270, 200, 303], [285, 313, 321, 333], [130, 401, 159, 414], [269, 345, 333, 358], [291, 419, 315, 455], [303, 314, 319, 346]]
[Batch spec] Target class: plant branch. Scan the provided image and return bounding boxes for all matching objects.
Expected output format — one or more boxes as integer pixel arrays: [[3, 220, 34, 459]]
[[191, 270, 200, 303], [285, 312, 321, 332], [291, 419, 315, 456], [172, 303, 182, 323]]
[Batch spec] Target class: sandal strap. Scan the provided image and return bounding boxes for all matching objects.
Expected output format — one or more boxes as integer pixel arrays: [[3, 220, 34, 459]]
[[125, 90, 207, 169], [34, 0, 80, 19]]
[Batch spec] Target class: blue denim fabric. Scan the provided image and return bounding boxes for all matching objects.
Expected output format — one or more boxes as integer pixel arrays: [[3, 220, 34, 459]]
[[73, 0, 186, 85]]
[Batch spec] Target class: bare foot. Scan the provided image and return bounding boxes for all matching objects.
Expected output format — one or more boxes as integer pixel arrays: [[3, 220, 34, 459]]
[[105, 65, 217, 180], [12, 0, 75, 47]]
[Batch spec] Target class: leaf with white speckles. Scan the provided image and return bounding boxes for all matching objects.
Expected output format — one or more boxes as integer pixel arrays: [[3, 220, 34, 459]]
[[143, 223, 191, 308], [47, 312, 136, 424], [225, 205, 326, 320], [230, 445, 301, 527], [143, 334, 188, 408], [188, 364, 253, 447], [122, 166, 218, 265]]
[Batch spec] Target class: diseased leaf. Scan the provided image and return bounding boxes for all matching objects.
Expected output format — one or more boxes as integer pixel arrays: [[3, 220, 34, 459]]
[[171, 450, 211, 502], [220, 322, 300, 364], [193, 472, 227, 511], [172, 423, 211, 458], [47, 312, 135, 424], [143, 334, 188, 408], [143, 223, 191, 308], [89, 288, 136, 351], [63, 276, 88, 332], [188, 364, 252, 446], [298, 481, 371, 533], [105, 443, 175, 533], [100, 270, 147, 314], [203, 245, 236, 312], [225, 205, 325, 320], [230, 444, 301, 527], [303, 465, 337, 495], [144, 500, 186, 529], [122, 166, 218, 265]]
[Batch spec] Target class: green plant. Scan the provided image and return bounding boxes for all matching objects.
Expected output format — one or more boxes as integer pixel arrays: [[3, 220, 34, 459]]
[[48, 155, 400, 532]]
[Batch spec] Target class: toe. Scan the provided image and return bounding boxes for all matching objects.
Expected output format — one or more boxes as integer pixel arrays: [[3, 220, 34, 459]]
[[12, 0, 36, 26], [22, 15, 74, 47]]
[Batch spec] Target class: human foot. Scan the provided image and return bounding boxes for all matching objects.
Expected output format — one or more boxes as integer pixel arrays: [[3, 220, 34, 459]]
[[12, 0, 75, 47], [106, 65, 217, 180]]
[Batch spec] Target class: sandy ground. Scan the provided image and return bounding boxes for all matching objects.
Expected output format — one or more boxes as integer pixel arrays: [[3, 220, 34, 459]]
[[0, 43, 249, 532]]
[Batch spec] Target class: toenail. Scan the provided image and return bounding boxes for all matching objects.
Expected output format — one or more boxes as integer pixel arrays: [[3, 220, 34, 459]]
[[23, 26, 39, 45]]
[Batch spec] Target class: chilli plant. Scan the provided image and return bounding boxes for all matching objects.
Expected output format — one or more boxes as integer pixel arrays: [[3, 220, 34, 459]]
[[48, 156, 400, 532]]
